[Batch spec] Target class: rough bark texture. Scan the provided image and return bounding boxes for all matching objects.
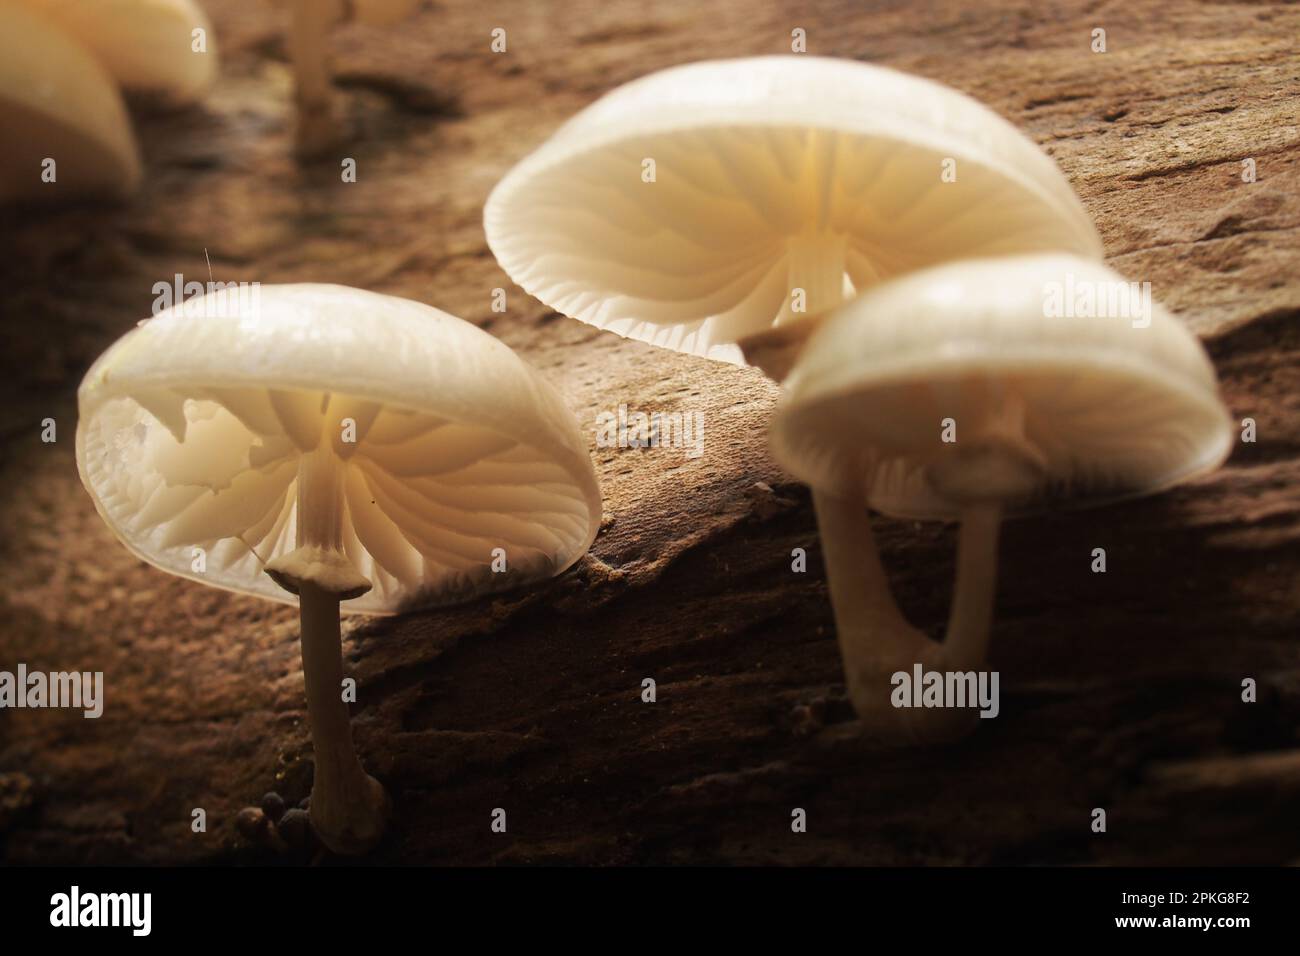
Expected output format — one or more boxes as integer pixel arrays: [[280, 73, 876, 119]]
[[0, 0, 1297, 865]]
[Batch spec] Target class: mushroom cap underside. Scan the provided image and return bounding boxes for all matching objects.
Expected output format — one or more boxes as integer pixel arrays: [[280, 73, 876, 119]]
[[771, 255, 1233, 520], [76, 284, 602, 613], [485, 55, 1102, 363], [0, 2, 142, 202]]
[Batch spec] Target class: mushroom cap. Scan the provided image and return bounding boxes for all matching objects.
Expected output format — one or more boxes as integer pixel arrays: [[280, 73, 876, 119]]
[[0, 2, 142, 202], [18, 0, 218, 104], [76, 284, 603, 614], [770, 254, 1233, 520], [485, 55, 1102, 364]]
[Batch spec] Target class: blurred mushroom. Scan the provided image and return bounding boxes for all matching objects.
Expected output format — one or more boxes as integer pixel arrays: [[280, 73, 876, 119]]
[[17, 0, 218, 104], [276, 807, 313, 849], [260, 790, 286, 822], [0, 1, 141, 202], [485, 56, 1101, 377], [770, 254, 1232, 741], [77, 284, 602, 852], [235, 805, 287, 851], [277, 0, 426, 157]]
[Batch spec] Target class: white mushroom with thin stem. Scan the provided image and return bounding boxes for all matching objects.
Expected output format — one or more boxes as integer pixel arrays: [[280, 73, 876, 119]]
[[0, 1, 141, 202], [770, 254, 1233, 742], [76, 284, 602, 852], [16, 0, 218, 105], [276, 0, 426, 157], [486, 56, 1101, 378]]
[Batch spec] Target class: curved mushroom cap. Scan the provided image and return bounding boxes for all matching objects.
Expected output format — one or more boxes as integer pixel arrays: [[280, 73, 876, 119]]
[[485, 56, 1102, 364], [77, 284, 603, 614], [771, 254, 1233, 520], [0, 2, 141, 203], [18, 0, 218, 104]]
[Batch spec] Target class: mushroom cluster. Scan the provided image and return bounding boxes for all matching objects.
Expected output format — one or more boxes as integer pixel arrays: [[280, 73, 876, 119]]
[[1, 0, 216, 203], [487, 55, 1233, 743], [77, 284, 602, 851], [68, 51, 1237, 859], [771, 254, 1232, 741]]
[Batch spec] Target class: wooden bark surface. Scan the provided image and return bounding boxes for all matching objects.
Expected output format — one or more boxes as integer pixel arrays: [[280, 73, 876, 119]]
[[0, 0, 1298, 865]]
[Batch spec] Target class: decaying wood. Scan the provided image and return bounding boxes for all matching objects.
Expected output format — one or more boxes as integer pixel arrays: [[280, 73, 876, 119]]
[[0, 0, 1297, 865]]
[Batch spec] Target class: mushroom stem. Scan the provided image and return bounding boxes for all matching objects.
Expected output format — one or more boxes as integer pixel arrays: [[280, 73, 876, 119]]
[[942, 502, 1002, 671], [740, 234, 847, 379], [287, 0, 343, 158], [297, 579, 389, 854], [811, 490, 1004, 742], [813, 488, 918, 682], [784, 232, 846, 319], [296, 443, 346, 552], [265, 444, 387, 853]]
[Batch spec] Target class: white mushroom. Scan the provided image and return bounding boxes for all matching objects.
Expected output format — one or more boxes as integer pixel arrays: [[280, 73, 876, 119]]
[[485, 56, 1101, 377], [16, 0, 218, 104], [77, 284, 602, 852], [0, 1, 141, 202], [770, 254, 1233, 741]]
